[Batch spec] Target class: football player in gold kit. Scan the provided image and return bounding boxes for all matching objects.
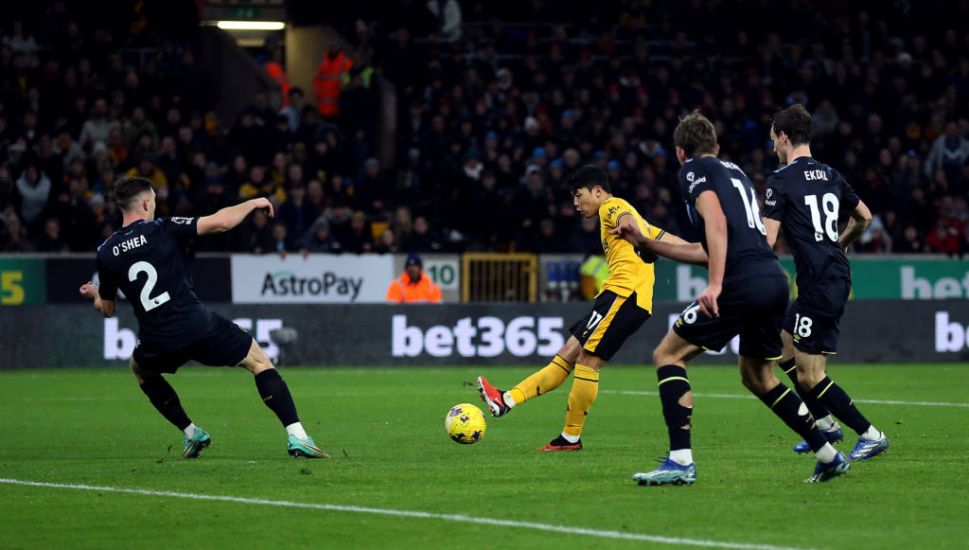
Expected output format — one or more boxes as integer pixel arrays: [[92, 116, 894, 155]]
[[477, 165, 689, 450]]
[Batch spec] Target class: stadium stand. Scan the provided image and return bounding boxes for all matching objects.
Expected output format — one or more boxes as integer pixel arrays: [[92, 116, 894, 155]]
[[0, 1, 967, 256]]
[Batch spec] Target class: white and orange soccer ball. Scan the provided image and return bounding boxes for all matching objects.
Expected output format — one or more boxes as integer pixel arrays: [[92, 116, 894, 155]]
[[445, 403, 487, 444]]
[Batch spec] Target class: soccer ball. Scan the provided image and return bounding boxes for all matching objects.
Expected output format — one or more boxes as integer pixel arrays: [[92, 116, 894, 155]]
[[445, 403, 487, 444]]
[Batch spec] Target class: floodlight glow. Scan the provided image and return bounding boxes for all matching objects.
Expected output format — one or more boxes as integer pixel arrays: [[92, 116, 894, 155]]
[[216, 21, 285, 31]]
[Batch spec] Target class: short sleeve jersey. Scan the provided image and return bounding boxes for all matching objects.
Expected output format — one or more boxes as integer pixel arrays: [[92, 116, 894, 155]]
[[598, 196, 666, 312], [677, 156, 778, 281], [96, 217, 208, 340], [764, 157, 861, 289]]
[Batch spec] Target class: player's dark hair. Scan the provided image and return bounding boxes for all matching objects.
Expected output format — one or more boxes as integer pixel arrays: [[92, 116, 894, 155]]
[[567, 165, 611, 194], [114, 176, 154, 211], [771, 104, 812, 146], [673, 112, 718, 159]]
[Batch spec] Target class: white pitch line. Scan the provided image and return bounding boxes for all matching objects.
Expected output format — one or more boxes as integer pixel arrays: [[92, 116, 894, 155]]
[[603, 390, 969, 408], [0, 478, 806, 550]]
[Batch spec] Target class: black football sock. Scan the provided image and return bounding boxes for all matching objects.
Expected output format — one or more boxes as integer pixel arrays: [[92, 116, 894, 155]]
[[780, 358, 831, 420], [139, 375, 192, 431], [759, 383, 827, 453], [255, 369, 300, 427], [809, 377, 873, 436], [657, 365, 692, 451]]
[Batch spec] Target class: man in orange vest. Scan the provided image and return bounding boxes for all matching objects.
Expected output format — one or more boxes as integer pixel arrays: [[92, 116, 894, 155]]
[[265, 49, 292, 108], [387, 253, 442, 303], [313, 46, 353, 119]]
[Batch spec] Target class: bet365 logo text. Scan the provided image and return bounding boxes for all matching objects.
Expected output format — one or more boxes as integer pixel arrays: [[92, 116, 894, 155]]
[[392, 315, 564, 358], [935, 312, 969, 352], [103, 318, 284, 361]]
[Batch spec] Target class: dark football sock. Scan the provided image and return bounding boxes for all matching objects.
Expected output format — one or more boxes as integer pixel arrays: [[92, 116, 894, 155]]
[[139, 375, 192, 431], [759, 383, 827, 452], [255, 369, 300, 427], [780, 358, 831, 420], [809, 377, 872, 436], [657, 365, 692, 451]]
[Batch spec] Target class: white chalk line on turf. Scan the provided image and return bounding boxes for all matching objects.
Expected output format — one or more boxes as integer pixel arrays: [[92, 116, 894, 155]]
[[0, 478, 806, 550], [603, 390, 969, 409]]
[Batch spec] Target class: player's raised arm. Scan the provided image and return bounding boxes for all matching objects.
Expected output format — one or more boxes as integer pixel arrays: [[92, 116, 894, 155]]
[[694, 190, 727, 317], [837, 199, 872, 253], [197, 197, 275, 235]]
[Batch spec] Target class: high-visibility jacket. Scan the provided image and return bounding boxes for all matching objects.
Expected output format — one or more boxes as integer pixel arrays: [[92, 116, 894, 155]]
[[265, 60, 291, 107], [312, 52, 353, 118], [386, 272, 442, 303]]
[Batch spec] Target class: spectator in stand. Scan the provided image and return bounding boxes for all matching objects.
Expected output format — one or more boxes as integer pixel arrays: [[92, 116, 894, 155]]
[[235, 207, 274, 254], [300, 217, 342, 254], [385, 253, 442, 303], [1, 214, 34, 252], [343, 210, 373, 253], [15, 161, 51, 231], [926, 221, 961, 257], [278, 183, 316, 240], [36, 217, 68, 252]]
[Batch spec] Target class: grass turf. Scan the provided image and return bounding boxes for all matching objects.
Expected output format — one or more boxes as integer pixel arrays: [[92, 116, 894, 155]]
[[1, 364, 967, 549]]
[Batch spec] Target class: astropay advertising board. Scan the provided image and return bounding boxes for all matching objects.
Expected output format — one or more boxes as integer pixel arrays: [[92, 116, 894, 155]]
[[231, 254, 394, 303]]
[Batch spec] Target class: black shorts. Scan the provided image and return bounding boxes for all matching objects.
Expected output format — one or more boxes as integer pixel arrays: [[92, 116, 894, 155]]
[[784, 277, 850, 355], [672, 274, 788, 359], [569, 290, 651, 361], [133, 312, 254, 374]]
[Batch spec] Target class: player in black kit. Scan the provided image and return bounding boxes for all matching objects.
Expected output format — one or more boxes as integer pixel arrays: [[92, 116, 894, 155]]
[[614, 113, 849, 484], [79, 177, 328, 459], [765, 104, 889, 461]]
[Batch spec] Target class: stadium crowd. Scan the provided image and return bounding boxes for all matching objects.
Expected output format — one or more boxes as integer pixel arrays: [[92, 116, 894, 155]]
[[1, 1, 967, 257]]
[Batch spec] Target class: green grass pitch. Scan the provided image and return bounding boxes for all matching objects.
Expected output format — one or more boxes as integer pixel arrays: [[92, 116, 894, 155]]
[[1, 364, 967, 549]]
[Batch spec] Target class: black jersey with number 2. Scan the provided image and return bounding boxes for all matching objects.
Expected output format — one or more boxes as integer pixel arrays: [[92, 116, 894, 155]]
[[677, 156, 780, 281], [764, 157, 860, 289], [96, 217, 208, 340]]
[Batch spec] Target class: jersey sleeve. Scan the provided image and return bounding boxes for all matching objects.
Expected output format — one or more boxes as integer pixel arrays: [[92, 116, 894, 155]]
[[599, 199, 638, 229], [96, 253, 120, 301], [678, 164, 715, 204], [643, 219, 666, 240], [834, 170, 861, 211], [763, 175, 786, 221], [159, 217, 199, 244]]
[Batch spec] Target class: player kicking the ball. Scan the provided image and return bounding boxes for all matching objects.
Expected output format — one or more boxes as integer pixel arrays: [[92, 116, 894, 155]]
[[614, 113, 849, 484], [477, 166, 689, 451], [79, 176, 328, 459], [764, 104, 888, 461]]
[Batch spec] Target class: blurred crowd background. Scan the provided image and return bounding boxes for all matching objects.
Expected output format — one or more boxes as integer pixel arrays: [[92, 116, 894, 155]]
[[1, 0, 967, 257]]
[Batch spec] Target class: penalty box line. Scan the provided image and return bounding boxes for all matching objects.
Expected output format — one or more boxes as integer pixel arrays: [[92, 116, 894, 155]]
[[0, 477, 808, 550]]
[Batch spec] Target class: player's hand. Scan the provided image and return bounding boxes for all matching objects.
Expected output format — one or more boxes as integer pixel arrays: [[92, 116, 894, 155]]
[[79, 282, 98, 300], [609, 222, 646, 245], [697, 282, 721, 318], [251, 197, 274, 218]]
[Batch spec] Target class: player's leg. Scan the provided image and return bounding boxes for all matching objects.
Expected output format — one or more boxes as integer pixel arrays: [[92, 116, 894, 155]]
[[239, 339, 330, 458], [792, 347, 888, 461], [131, 356, 210, 458], [782, 329, 843, 453], [544, 292, 650, 451], [633, 329, 703, 485], [541, 348, 602, 451], [477, 336, 579, 417]]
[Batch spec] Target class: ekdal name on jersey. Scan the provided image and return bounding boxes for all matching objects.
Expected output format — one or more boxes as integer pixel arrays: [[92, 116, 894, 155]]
[[804, 169, 829, 181], [111, 234, 147, 256]]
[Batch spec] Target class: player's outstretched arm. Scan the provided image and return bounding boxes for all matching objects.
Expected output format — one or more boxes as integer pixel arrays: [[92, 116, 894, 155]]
[[694, 191, 726, 318], [610, 220, 709, 266], [838, 200, 872, 253], [197, 197, 274, 235], [79, 282, 115, 318]]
